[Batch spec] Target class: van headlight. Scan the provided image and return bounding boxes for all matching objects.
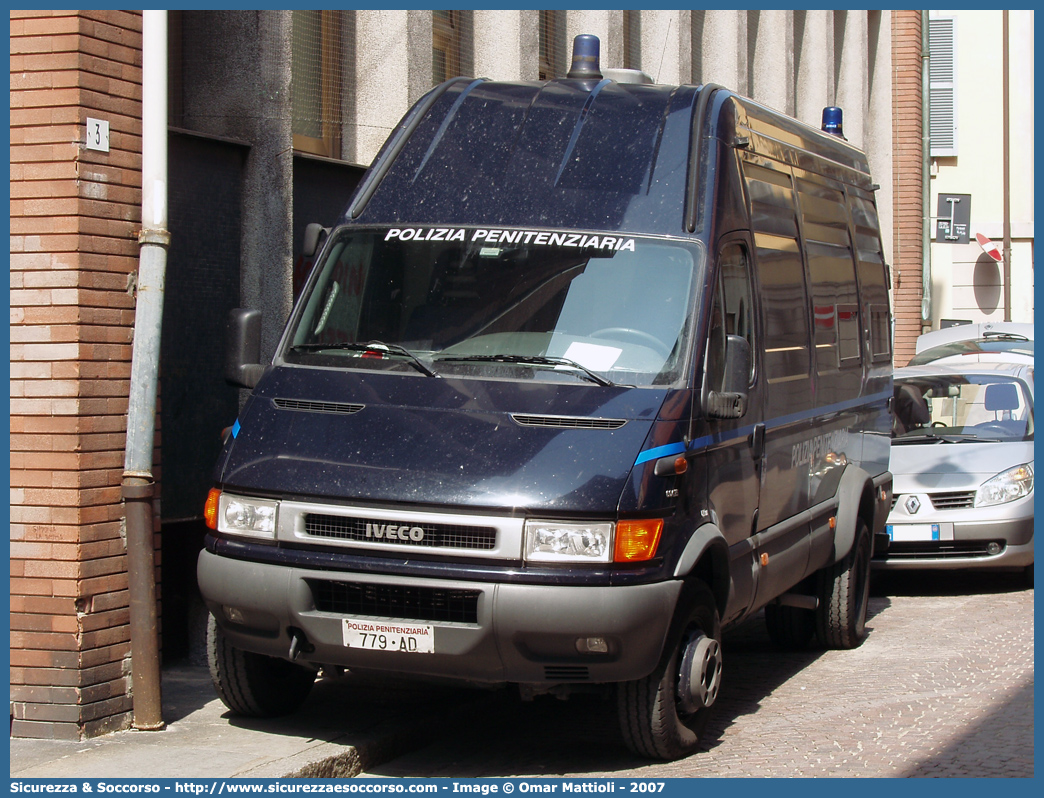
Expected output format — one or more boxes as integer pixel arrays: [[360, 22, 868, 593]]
[[219, 494, 278, 540], [974, 463, 1033, 507], [524, 520, 613, 563]]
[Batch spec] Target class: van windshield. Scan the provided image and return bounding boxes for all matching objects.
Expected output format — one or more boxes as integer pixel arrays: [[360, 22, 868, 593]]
[[283, 226, 703, 388]]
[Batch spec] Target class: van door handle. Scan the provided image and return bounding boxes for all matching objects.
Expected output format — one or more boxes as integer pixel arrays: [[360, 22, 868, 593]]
[[749, 423, 765, 461]]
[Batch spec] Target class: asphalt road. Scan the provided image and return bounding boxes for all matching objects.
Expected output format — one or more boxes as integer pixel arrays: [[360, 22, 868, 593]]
[[359, 571, 1034, 778]]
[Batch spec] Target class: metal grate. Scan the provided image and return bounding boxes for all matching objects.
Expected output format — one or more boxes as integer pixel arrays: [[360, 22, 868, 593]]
[[930, 491, 976, 510], [291, 10, 349, 159], [304, 513, 496, 550], [310, 580, 480, 624], [274, 398, 364, 415], [539, 10, 566, 79], [544, 665, 590, 681], [882, 541, 1003, 560], [511, 414, 627, 430]]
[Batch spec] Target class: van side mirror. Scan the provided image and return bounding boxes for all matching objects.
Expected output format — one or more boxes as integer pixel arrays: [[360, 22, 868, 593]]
[[225, 308, 265, 389], [705, 335, 750, 419], [302, 223, 329, 259]]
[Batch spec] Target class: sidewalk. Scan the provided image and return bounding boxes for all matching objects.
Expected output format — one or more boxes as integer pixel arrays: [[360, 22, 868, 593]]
[[10, 664, 491, 779]]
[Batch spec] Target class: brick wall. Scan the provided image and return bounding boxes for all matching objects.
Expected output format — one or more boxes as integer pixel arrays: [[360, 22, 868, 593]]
[[10, 10, 147, 739], [890, 11, 925, 366]]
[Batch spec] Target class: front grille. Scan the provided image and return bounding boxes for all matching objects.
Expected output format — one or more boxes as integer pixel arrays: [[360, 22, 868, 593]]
[[512, 414, 626, 430], [304, 513, 496, 550], [310, 580, 480, 624], [892, 492, 977, 511], [544, 666, 590, 681], [274, 398, 364, 415], [930, 491, 977, 510], [882, 541, 1003, 560]]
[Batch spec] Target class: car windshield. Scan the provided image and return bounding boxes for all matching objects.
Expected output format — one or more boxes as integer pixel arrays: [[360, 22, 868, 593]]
[[283, 226, 703, 388], [892, 373, 1034, 442]]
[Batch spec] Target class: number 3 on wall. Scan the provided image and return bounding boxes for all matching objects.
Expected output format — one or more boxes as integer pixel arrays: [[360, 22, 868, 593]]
[[85, 118, 109, 152]]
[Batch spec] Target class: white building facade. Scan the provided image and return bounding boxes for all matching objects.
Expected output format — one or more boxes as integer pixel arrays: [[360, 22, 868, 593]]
[[927, 10, 1034, 327]]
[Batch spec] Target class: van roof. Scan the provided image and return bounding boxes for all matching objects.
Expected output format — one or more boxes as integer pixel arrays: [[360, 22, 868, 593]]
[[346, 78, 876, 236]]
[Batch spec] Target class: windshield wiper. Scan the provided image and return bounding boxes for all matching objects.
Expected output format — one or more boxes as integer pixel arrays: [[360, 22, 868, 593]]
[[433, 353, 618, 387], [893, 430, 991, 444], [289, 341, 438, 378]]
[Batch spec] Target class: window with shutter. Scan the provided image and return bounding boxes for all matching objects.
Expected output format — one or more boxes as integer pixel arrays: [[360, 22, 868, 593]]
[[929, 16, 957, 157], [292, 10, 344, 159], [433, 11, 463, 85], [539, 11, 565, 79]]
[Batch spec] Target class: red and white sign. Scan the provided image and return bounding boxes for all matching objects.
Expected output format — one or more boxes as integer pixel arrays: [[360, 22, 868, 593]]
[[975, 233, 1003, 262]]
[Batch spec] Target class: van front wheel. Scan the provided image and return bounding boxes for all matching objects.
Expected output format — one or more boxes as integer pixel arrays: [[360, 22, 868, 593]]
[[816, 519, 872, 649], [617, 582, 722, 760], [207, 614, 316, 717]]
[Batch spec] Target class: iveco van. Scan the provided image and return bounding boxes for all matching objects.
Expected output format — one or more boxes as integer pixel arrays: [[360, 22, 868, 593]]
[[199, 35, 893, 760]]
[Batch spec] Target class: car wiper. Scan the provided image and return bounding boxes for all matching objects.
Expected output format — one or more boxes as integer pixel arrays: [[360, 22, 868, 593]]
[[289, 341, 438, 378], [982, 331, 1030, 342], [893, 431, 992, 444], [892, 431, 945, 444], [433, 353, 618, 387]]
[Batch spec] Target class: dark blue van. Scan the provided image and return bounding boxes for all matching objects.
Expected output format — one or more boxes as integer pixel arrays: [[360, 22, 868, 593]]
[[198, 36, 893, 760]]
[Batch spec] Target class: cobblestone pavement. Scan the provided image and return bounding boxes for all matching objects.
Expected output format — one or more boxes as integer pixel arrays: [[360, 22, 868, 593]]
[[362, 571, 1034, 778]]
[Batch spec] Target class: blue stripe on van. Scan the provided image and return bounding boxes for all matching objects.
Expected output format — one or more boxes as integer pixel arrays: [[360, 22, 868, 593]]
[[633, 390, 891, 466]]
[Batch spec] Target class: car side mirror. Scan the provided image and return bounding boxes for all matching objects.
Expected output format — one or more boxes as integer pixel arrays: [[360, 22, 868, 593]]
[[705, 335, 750, 419], [225, 308, 265, 389], [302, 223, 329, 259]]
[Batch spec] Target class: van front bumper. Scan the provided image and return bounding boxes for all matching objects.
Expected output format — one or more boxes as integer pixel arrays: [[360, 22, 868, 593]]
[[197, 549, 682, 685]]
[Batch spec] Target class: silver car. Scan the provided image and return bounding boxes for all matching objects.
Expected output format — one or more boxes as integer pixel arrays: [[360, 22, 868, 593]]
[[876, 362, 1034, 585]]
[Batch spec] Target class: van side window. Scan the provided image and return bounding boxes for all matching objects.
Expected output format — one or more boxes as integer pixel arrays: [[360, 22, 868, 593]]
[[741, 159, 811, 388], [794, 173, 862, 372], [848, 188, 892, 362], [706, 243, 755, 391]]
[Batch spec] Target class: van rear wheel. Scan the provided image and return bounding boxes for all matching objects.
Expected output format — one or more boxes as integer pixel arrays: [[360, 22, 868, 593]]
[[617, 582, 722, 760], [816, 519, 872, 649], [207, 614, 316, 717]]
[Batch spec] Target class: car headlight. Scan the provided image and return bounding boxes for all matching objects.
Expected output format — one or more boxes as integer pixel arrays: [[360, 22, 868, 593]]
[[218, 493, 278, 540], [524, 520, 613, 563], [974, 463, 1033, 507]]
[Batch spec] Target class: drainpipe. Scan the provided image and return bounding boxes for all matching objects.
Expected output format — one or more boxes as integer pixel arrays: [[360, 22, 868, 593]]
[[1002, 10, 1011, 321], [920, 11, 932, 331], [121, 9, 168, 731]]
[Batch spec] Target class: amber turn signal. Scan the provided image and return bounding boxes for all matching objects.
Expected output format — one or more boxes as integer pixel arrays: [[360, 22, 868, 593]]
[[614, 518, 664, 562], [204, 488, 221, 530]]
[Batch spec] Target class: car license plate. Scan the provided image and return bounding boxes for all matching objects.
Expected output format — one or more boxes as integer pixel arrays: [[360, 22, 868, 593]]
[[887, 523, 940, 542], [342, 618, 435, 653]]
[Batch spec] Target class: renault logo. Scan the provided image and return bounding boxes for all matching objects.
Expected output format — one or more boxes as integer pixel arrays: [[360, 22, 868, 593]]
[[904, 496, 921, 515]]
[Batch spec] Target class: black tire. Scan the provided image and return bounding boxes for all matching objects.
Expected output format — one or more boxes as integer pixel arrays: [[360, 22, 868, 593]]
[[1024, 563, 1034, 589], [207, 614, 316, 717], [816, 519, 872, 649], [764, 603, 815, 649], [617, 582, 722, 760]]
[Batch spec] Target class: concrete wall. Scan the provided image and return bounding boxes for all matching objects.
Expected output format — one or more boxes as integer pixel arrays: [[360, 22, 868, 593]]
[[342, 10, 894, 272], [179, 10, 294, 361]]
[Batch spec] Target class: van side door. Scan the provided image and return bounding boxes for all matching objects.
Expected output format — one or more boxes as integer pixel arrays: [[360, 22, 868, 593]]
[[700, 235, 762, 623], [740, 156, 816, 609]]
